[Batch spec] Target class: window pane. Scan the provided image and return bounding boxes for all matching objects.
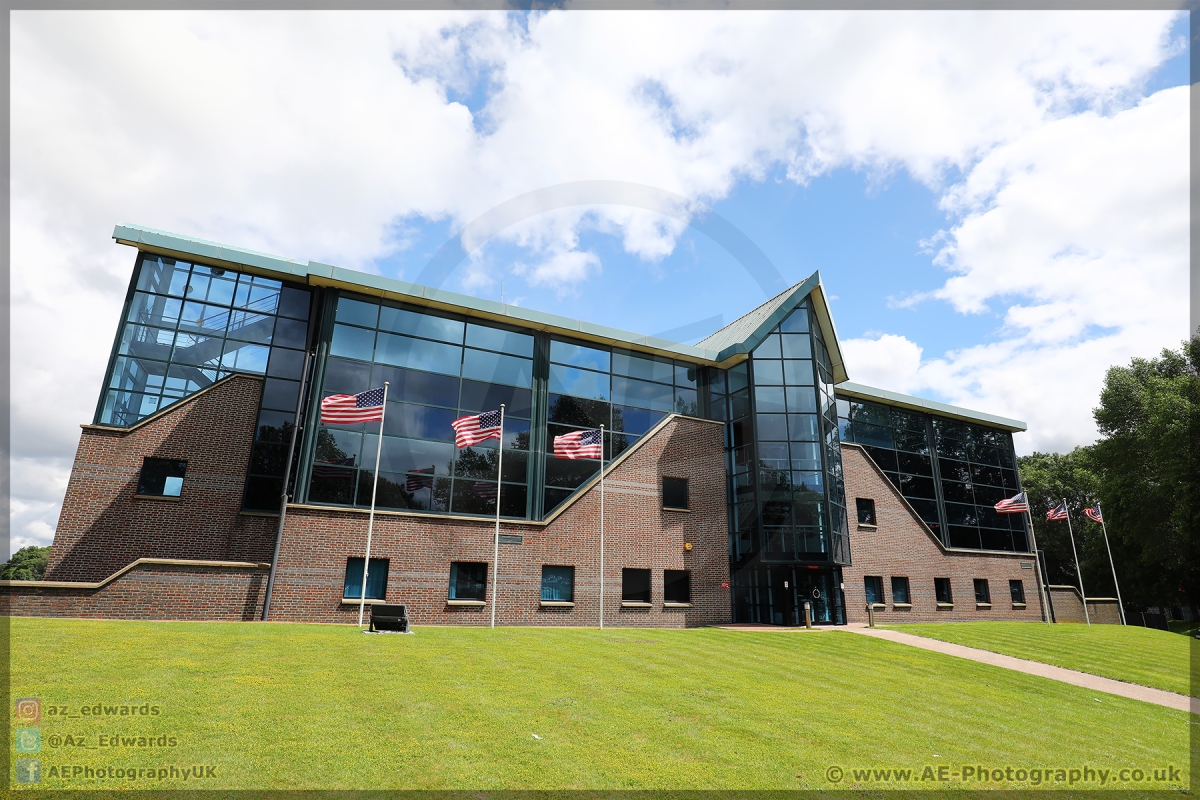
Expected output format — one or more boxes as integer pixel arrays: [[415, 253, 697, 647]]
[[611, 376, 674, 411], [343, 557, 388, 600], [612, 350, 673, 383], [371, 365, 459, 408], [330, 324, 376, 361], [459, 380, 533, 419], [382, 403, 458, 442], [662, 477, 688, 509], [727, 362, 748, 392], [272, 317, 308, 350], [465, 324, 534, 357], [377, 333, 463, 375], [780, 333, 811, 359], [314, 428, 364, 467], [324, 357, 373, 396], [787, 413, 819, 441], [379, 306, 464, 343], [449, 562, 488, 600], [220, 340, 269, 374], [753, 360, 784, 385], [128, 291, 184, 328], [549, 364, 610, 400], [171, 333, 224, 368], [756, 413, 788, 441], [754, 386, 786, 413], [664, 570, 690, 603], [138, 458, 187, 496], [266, 347, 306, 380], [674, 363, 699, 388], [545, 452, 599, 488], [277, 286, 311, 320], [177, 301, 230, 336], [307, 466, 357, 504], [622, 568, 651, 603], [673, 387, 699, 415], [255, 410, 295, 443], [541, 566, 575, 602], [262, 378, 300, 412], [894, 428, 930, 454], [783, 359, 813, 385], [363, 435, 455, 476], [118, 323, 176, 360], [890, 409, 927, 432], [548, 395, 610, 428], [109, 356, 168, 393], [550, 340, 610, 371], [335, 297, 379, 328], [136, 257, 190, 296], [780, 306, 809, 333], [754, 334, 782, 359], [162, 364, 218, 398], [188, 266, 237, 306], [461, 349, 532, 387], [611, 404, 665, 435], [543, 487, 574, 515], [891, 577, 910, 604]]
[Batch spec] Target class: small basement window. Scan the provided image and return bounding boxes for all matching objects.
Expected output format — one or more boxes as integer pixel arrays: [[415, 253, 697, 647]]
[[935, 577, 953, 604], [1009, 579, 1026, 604], [891, 576, 910, 605], [663, 477, 689, 510], [138, 458, 187, 497], [664, 570, 691, 604], [343, 557, 388, 601], [856, 498, 876, 525], [449, 562, 488, 602], [974, 579, 991, 604], [622, 568, 651, 604]]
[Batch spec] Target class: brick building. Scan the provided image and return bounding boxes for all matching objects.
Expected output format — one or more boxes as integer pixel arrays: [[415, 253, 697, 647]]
[[3, 224, 1049, 626]]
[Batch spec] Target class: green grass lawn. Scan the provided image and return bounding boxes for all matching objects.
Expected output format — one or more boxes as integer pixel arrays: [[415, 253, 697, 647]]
[[888, 622, 1197, 697], [8, 618, 1192, 791]]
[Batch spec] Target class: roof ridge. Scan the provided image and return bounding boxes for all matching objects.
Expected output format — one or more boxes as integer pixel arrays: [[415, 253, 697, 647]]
[[694, 280, 806, 349]]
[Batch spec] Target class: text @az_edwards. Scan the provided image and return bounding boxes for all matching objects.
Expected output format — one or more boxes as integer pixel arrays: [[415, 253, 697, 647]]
[[824, 764, 1184, 787]]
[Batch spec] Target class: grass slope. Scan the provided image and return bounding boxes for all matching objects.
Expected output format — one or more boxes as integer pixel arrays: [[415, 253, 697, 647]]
[[889, 622, 1197, 697], [9, 618, 1192, 791]]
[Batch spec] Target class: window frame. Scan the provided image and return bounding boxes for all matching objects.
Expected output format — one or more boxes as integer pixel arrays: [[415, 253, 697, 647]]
[[1009, 579, 1026, 605], [136, 457, 188, 498], [448, 561, 489, 603], [855, 497, 876, 526], [890, 576, 910, 605], [974, 578, 991, 605], [662, 476, 689, 511], [621, 568, 652, 605], [863, 575, 884, 606], [664, 569, 691, 605], [342, 556, 389, 601], [935, 577, 953, 605], [540, 565, 575, 604]]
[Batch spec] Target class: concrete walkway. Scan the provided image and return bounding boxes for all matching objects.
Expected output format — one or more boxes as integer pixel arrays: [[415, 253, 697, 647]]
[[844, 625, 1198, 714]]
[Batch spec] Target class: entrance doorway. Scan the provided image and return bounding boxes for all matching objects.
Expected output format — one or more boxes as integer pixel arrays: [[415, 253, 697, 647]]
[[732, 565, 845, 625]]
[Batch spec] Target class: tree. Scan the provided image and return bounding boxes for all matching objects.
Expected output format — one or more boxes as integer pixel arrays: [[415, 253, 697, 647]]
[[1, 546, 51, 581], [1092, 335, 1199, 615]]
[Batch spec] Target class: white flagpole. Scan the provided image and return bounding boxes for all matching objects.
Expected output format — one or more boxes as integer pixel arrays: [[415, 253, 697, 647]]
[[1096, 502, 1126, 625], [1063, 498, 1090, 626], [1022, 500, 1052, 626], [599, 424, 605, 630], [490, 405, 505, 630], [358, 382, 389, 628]]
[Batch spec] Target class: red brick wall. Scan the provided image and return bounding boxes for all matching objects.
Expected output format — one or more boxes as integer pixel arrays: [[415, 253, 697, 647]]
[[840, 444, 1048, 624], [1, 562, 268, 621], [45, 375, 278, 582], [267, 416, 732, 627]]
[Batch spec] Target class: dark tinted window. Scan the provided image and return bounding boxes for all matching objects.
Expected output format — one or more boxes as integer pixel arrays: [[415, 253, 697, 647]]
[[663, 477, 688, 510], [891, 576, 910, 604], [935, 578, 953, 604], [138, 458, 187, 497], [864, 576, 884, 605], [974, 579, 991, 604], [855, 498, 876, 525], [449, 562, 488, 601], [343, 557, 388, 600], [541, 566, 575, 602], [1010, 579, 1026, 604], [622, 568, 651, 603], [664, 570, 690, 604]]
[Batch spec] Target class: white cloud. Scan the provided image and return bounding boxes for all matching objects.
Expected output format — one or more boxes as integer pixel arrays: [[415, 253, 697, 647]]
[[841, 334, 924, 395], [9, 9, 1184, 554]]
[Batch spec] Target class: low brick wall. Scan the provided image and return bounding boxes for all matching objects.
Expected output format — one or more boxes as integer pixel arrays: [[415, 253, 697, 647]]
[[1047, 585, 1122, 624], [1, 560, 269, 621], [840, 444, 1048, 624]]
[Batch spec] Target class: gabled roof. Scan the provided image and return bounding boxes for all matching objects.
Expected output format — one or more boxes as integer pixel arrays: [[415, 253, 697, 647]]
[[695, 271, 847, 383], [112, 224, 845, 373]]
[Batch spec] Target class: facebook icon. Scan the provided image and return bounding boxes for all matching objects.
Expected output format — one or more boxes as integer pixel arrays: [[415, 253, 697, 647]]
[[15, 758, 41, 784]]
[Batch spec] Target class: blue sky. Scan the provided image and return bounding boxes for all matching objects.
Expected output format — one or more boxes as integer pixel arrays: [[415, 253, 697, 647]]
[[9, 10, 1191, 552]]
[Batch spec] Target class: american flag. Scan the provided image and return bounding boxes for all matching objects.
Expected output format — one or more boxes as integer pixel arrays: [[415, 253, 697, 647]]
[[452, 409, 502, 448], [321, 388, 386, 425], [472, 480, 498, 501], [1046, 502, 1069, 521], [312, 455, 355, 479], [1084, 505, 1103, 524], [994, 491, 1029, 514], [553, 428, 603, 460], [405, 466, 435, 493]]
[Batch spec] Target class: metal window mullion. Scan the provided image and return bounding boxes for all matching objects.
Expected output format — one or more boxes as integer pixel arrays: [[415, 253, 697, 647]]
[[94, 253, 152, 425], [530, 332, 551, 520], [294, 289, 339, 503]]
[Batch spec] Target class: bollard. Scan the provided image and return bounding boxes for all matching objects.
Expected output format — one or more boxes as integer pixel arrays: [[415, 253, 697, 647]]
[[803, 601, 813, 629], [867, 603, 875, 628]]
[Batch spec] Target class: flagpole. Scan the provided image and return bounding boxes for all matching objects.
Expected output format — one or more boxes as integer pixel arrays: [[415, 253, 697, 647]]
[[358, 382, 389, 628], [491, 404, 505, 630], [1096, 502, 1126, 625], [599, 424, 605, 630], [1063, 497, 1090, 626], [1023, 503, 1052, 626]]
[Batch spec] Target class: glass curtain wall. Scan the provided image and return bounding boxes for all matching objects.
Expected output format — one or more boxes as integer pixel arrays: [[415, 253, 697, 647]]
[[544, 339, 701, 515], [836, 396, 1028, 552], [306, 295, 534, 518], [99, 254, 311, 428]]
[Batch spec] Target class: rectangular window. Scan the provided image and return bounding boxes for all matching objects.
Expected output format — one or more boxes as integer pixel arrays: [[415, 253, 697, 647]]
[[343, 557, 388, 600], [864, 575, 884, 605], [449, 562, 488, 601], [137, 458, 187, 497], [662, 477, 689, 510], [856, 498, 876, 525], [541, 565, 575, 602], [664, 570, 690, 604], [935, 577, 953, 604], [891, 576, 910, 604], [622, 568, 651, 604], [1009, 579, 1026, 604], [974, 579, 991, 604]]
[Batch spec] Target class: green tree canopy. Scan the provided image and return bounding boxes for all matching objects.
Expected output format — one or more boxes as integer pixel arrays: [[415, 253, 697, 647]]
[[1, 546, 51, 581]]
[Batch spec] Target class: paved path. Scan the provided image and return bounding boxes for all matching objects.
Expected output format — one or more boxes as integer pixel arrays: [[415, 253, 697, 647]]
[[844, 625, 1197, 714]]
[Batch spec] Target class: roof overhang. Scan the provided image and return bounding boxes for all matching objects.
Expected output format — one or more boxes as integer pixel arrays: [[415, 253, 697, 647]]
[[835, 381, 1027, 432]]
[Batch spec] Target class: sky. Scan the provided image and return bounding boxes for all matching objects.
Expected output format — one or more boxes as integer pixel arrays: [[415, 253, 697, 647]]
[[9, 10, 1190, 557]]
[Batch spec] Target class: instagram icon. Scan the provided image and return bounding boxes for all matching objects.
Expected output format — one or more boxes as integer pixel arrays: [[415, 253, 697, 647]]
[[15, 698, 40, 723]]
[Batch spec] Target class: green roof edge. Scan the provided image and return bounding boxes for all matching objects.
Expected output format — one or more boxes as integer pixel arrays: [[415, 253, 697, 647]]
[[835, 381, 1027, 432]]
